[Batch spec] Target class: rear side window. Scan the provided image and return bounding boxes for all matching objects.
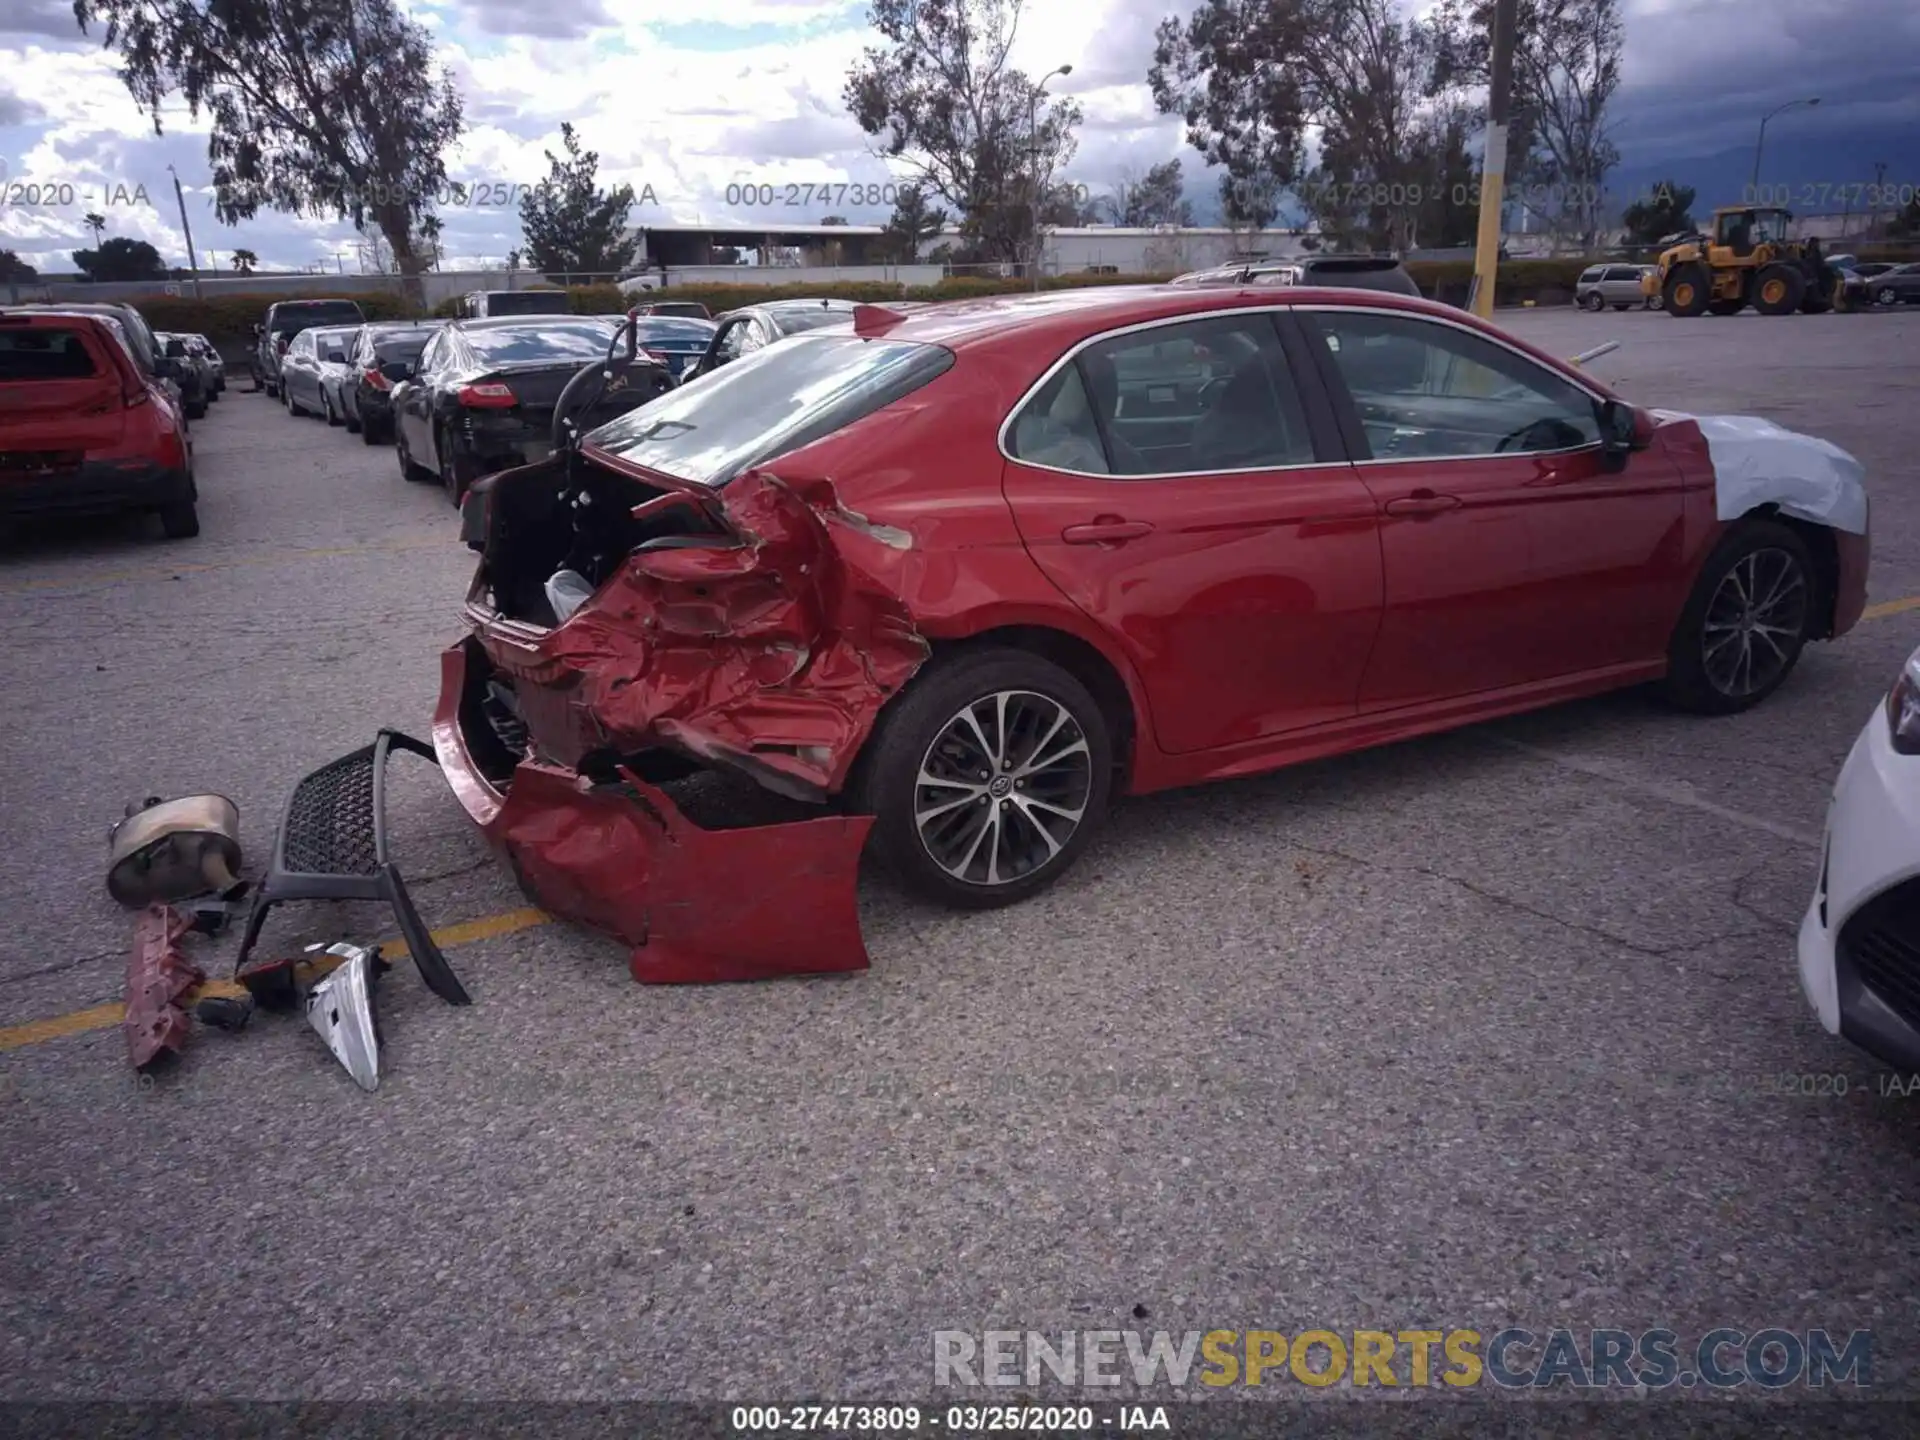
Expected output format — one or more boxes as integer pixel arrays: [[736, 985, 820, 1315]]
[[1580, 267, 1605, 282], [0, 327, 101, 380], [588, 334, 955, 486], [1010, 314, 1316, 476]]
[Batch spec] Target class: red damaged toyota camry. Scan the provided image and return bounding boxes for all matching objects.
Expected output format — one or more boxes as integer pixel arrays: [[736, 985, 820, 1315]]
[[431, 285, 1869, 980]]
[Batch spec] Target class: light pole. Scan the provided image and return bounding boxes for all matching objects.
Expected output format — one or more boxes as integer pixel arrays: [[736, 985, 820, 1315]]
[[1467, 0, 1516, 320], [1029, 63, 1072, 292], [1749, 97, 1819, 199], [166, 165, 203, 300]]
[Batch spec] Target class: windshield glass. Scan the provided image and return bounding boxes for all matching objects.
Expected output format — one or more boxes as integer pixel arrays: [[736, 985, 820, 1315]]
[[477, 292, 573, 314], [586, 334, 953, 486], [463, 321, 618, 365], [767, 306, 858, 337], [312, 328, 358, 354], [632, 318, 716, 342], [0, 326, 102, 380], [373, 334, 434, 362], [272, 305, 363, 335]]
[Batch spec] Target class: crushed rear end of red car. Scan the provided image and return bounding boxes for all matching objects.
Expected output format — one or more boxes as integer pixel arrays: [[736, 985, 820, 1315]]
[[432, 438, 932, 983]]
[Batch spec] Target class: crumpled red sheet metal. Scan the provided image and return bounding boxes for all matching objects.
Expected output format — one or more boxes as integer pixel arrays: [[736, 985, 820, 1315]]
[[498, 468, 929, 800], [124, 903, 204, 1069], [433, 644, 874, 983]]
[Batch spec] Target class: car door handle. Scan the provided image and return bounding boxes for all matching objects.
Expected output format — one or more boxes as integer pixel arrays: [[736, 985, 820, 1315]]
[[1061, 518, 1154, 544], [1383, 492, 1462, 517]]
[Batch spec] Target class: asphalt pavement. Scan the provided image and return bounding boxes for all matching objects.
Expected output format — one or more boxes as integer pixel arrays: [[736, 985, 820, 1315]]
[[3, 307, 1920, 1407]]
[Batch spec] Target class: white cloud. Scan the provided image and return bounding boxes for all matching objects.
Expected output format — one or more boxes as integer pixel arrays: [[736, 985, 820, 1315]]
[[2, 0, 1906, 269]]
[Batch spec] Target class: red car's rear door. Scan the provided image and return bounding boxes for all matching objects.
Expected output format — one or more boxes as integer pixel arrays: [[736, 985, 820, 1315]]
[[1295, 306, 1688, 710], [1000, 308, 1384, 756]]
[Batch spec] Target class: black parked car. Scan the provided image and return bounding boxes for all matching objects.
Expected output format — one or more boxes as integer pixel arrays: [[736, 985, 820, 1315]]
[[628, 315, 719, 381], [391, 316, 672, 505], [157, 333, 211, 418], [342, 321, 442, 444], [680, 298, 861, 382], [251, 298, 367, 397]]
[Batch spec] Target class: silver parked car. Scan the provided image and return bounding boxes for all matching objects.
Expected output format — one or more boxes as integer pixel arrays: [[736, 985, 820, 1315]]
[[1577, 263, 1660, 311]]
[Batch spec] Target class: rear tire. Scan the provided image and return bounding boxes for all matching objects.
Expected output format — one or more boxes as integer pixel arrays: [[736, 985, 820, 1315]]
[[1661, 520, 1814, 715], [1663, 263, 1711, 317], [846, 648, 1113, 909], [438, 425, 478, 506], [1753, 263, 1805, 316], [323, 392, 341, 427], [397, 427, 435, 483], [158, 501, 200, 539]]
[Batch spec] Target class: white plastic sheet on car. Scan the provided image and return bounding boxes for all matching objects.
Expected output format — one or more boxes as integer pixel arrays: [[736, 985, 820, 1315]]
[[1653, 410, 1869, 535]]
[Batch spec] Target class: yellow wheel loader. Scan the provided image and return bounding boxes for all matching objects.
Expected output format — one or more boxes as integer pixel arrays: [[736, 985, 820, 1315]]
[[1642, 206, 1842, 317]]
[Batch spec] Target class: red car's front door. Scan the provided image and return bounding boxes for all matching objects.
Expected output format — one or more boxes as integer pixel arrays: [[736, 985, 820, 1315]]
[[1297, 307, 1689, 710], [1000, 310, 1384, 755]]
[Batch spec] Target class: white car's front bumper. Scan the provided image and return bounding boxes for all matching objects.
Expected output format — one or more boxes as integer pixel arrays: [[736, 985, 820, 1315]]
[[1799, 699, 1920, 1067]]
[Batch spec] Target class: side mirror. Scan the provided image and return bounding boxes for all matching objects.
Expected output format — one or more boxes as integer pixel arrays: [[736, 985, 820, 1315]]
[[1598, 399, 1640, 460]]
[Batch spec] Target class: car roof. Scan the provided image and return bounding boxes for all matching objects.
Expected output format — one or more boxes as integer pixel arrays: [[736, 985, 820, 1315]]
[[729, 297, 861, 318], [453, 314, 613, 330], [854, 284, 1596, 383]]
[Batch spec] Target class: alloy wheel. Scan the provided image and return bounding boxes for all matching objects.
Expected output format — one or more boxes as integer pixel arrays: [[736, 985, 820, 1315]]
[[1701, 547, 1808, 698], [913, 689, 1092, 888]]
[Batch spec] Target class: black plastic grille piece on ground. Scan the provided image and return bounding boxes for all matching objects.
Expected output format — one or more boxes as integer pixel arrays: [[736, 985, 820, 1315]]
[[231, 730, 471, 1006], [280, 745, 381, 876]]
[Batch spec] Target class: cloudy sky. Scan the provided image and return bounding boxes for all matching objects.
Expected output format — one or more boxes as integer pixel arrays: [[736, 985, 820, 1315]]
[[0, 0, 1913, 273]]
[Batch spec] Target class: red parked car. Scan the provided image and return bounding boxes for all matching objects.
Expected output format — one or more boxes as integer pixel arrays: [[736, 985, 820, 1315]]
[[429, 285, 1868, 979], [0, 310, 198, 538]]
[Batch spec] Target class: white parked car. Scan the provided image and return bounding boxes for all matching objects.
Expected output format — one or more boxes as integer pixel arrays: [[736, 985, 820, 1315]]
[[1799, 645, 1920, 1070]]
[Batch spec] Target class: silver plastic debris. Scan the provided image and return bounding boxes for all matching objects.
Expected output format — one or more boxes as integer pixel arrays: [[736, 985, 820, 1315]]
[[305, 942, 383, 1091]]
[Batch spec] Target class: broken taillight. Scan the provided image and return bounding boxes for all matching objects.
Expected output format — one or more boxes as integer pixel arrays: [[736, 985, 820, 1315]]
[[365, 367, 391, 391], [457, 382, 516, 408]]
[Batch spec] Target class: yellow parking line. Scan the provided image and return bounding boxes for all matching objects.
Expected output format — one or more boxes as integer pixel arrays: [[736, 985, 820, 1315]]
[[1863, 596, 1920, 622], [0, 907, 549, 1055], [3, 594, 1920, 1059]]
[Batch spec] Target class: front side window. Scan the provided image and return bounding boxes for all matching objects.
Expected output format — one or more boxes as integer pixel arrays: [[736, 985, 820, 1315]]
[[1305, 310, 1601, 459], [1009, 313, 1316, 476]]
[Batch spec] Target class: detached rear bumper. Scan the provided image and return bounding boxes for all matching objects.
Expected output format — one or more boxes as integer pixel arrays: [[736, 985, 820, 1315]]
[[0, 461, 191, 520], [430, 639, 873, 984]]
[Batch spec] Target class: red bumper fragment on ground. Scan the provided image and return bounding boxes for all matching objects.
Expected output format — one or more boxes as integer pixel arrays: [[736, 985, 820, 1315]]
[[124, 903, 204, 1069], [433, 644, 873, 983]]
